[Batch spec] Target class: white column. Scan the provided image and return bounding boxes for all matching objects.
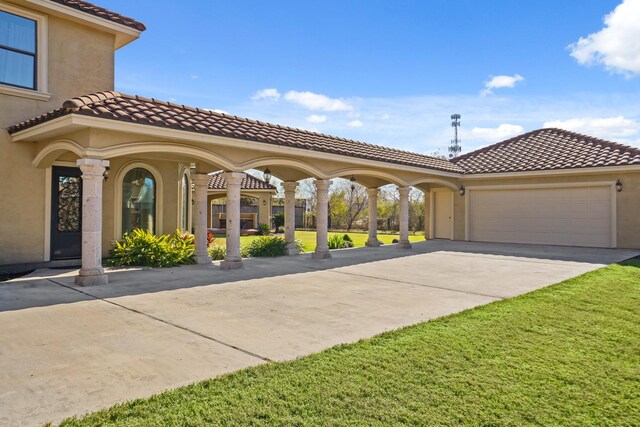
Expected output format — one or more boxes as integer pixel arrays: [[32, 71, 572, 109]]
[[283, 181, 299, 255], [365, 187, 380, 247], [221, 172, 244, 269], [192, 174, 212, 264], [75, 158, 109, 286], [397, 186, 412, 249], [312, 179, 332, 259]]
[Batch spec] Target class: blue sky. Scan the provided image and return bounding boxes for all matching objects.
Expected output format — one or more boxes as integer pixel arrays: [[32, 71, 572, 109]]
[[101, 0, 640, 154]]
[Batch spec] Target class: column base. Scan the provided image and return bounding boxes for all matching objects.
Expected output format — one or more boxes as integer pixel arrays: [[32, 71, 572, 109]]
[[220, 259, 243, 270], [365, 238, 381, 247], [194, 255, 213, 264], [396, 241, 412, 249], [285, 247, 300, 256], [312, 250, 332, 259], [75, 273, 108, 286]]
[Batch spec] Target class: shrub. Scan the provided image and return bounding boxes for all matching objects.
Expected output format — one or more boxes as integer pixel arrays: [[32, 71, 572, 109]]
[[107, 229, 195, 268], [242, 236, 287, 257], [257, 223, 270, 236], [328, 234, 353, 249], [208, 244, 226, 261], [273, 212, 285, 230]]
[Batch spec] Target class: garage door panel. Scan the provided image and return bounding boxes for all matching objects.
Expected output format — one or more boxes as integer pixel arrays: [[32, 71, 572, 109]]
[[469, 186, 612, 248]]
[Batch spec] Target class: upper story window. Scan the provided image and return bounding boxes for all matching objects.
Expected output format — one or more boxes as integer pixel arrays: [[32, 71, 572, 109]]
[[0, 10, 37, 90], [0, 3, 48, 99]]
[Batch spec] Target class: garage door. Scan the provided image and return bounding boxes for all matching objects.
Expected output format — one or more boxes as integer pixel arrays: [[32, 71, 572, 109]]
[[468, 186, 613, 248]]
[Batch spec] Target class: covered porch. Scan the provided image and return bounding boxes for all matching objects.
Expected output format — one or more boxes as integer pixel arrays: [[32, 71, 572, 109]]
[[9, 91, 462, 285]]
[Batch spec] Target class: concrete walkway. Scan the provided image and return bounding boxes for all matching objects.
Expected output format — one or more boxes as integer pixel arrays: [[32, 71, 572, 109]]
[[1, 240, 637, 426]]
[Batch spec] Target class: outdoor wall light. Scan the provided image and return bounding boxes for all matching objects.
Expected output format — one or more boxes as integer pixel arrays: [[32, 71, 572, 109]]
[[459, 185, 465, 196], [103, 166, 110, 181], [262, 199, 267, 206], [189, 163, 197, 175], [616, 179, 623, 192], [263, 167, 272, 183]]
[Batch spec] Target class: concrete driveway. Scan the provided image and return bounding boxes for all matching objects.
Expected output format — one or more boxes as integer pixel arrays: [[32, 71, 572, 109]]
[[1, 240, 637, 426]]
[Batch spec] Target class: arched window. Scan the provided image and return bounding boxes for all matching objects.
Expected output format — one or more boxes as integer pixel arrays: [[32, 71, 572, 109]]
[[122, 168, 156, 234], [181, 173, 190, 231]]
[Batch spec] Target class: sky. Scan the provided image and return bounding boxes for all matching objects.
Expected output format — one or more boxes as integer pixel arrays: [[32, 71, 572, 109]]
[[100, 0, 640, 156]]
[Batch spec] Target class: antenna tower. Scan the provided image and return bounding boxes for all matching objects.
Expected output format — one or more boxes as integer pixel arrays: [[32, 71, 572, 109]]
[[449, 113, 461, 158]]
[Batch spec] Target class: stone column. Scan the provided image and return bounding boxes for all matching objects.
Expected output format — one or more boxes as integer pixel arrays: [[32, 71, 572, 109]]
[[365, 187, 380, 247], [221, 172, 245, 269], [192, 174, 212, 264], [397, 186, 412, 249], [312, 179, 332, 259], [75, 158, 109, 286], [283, 181, 299, 255]]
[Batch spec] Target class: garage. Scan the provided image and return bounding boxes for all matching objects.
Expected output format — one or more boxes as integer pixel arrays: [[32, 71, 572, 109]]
[[467, 184, 615, 248]]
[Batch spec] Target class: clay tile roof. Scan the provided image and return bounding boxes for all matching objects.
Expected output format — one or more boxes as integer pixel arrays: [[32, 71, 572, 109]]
[[207, 172, 276, 191], [451, 128, 640, 174], [48, 0, 146, 31], [8, 91, 462, 173]]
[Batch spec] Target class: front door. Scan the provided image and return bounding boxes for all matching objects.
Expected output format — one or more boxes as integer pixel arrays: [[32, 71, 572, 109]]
[[51, 166, 82, 260]]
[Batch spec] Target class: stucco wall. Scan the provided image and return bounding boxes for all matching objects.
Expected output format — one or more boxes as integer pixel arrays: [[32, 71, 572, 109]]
[[0, 5, 116, 265]]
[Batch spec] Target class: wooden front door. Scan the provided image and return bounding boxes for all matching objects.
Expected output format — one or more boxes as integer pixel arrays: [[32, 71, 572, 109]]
[[51, 166, 82, 260]]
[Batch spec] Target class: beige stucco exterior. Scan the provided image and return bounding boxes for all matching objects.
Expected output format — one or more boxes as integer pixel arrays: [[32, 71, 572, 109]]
[[1, 0, 639, 270], [0, 0, 118, 265]]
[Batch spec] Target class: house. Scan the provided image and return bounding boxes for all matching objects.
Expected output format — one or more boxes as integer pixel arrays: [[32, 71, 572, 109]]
[[1, 0, 639, 285], [206, 171, 276, 230]]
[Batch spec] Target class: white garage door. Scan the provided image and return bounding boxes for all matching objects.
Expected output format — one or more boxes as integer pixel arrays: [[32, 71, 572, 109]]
[[469, 186, 613, 248]]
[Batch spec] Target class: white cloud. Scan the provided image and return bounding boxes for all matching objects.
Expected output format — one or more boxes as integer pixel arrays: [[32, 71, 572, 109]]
[[543, 116, 639, 139], [569, 0, 640, 76], [251, 88, 281, 101], [284, 90, 352, 111], [190, 74, 200, 80], [470, 124, 525, 141], [306, 114, 327, 124], [347, 120, 363, 128], [210, 109, 229, 115], [481, 74, 525, 95]]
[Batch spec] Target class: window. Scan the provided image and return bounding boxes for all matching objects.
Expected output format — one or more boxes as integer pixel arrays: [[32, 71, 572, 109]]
[[121, 168, 156, 235], [0, 10, 37, 90], [181, 173, 190, 231]]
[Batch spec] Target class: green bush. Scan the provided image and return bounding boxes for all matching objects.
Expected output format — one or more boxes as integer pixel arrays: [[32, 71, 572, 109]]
[[257, 223, 270, 236], [208, 244, 226, 261], [273, 212, 285, 229], [107, 229, 195, 268], [328, 234, 354, 249], [241, 236, 287, 257]]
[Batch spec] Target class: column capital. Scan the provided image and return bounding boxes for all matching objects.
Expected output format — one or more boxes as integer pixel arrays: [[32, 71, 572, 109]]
[[192, 173, 211, 187], [282, 181, 298, 192], [398, 186, 411, 197], [314, 179, 332, 191], [223, 171, 245, 186], [76, 158, 109, 177]]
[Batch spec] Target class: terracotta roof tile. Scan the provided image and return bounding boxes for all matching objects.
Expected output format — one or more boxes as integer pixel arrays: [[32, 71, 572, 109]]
[[207, 172, 276, 191], [451, 128, 640, 174], [48, 0, 146, 31], [8, 91, 462, 173]]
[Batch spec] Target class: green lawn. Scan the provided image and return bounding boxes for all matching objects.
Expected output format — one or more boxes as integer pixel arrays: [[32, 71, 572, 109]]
[[60, 258, 640, 426], [213, 230, 424, 252]]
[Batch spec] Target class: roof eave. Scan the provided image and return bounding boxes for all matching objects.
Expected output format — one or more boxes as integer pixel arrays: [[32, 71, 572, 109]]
[[11, 113, 464, 178], [22, 0, 143, 49]]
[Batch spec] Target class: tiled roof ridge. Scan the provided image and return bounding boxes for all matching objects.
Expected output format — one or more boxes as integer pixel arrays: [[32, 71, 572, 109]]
[[207, 171, 277, 190], [452, 127, 640, 164], [61, 91, 447, 162], [48, 0, 146, 31]]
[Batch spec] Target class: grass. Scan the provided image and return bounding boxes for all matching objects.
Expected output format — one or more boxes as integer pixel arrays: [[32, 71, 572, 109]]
[[60, 258, 640, 426], [213, 230, 424, 252]]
